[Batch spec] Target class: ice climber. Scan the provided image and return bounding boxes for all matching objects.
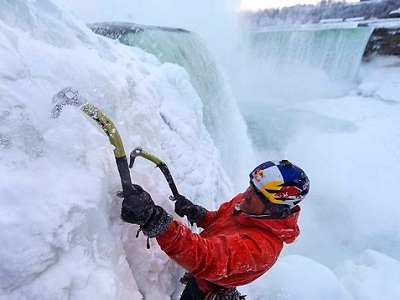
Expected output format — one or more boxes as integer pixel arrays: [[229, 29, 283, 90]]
[[121, 160, 310, 300]]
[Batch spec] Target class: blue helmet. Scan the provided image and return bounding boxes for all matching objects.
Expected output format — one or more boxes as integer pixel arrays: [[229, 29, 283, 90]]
[[249, 160, 310, 208]]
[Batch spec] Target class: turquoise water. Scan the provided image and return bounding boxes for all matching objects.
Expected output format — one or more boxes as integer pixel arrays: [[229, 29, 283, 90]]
[[121, 29, 221, 131]]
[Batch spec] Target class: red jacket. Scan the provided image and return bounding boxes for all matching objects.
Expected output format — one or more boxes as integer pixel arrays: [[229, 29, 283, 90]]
[[156, 193, 300, 293]]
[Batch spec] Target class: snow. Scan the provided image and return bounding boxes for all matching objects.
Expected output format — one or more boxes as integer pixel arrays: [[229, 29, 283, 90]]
[[1, 0, 400, 300], [390, 7, 400, 15]]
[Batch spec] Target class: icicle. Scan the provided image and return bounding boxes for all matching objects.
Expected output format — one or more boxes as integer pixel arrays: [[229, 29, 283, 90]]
[[136, 228, 141, 238]]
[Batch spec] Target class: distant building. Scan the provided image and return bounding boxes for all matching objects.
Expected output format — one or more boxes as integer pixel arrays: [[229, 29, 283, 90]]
[[345, 17, 365, 22], [319, 18, 343, 24]]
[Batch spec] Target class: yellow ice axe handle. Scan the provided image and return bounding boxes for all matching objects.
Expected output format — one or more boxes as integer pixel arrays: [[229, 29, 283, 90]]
[[129, 147, 180, 199]]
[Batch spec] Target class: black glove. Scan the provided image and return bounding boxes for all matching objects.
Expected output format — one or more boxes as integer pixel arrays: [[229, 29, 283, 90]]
[[174, 194, 207, 224], [121, 184, 172, 237]]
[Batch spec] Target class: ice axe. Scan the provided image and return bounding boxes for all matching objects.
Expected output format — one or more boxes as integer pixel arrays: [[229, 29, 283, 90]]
[[129, 147, 180, 200], [51, 87, 136, 197], [51, 88, 181, 201]]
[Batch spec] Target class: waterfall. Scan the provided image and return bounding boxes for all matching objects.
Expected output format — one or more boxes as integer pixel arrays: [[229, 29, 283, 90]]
[[250, 26, 373, 80], [90, 22, 255, 191]]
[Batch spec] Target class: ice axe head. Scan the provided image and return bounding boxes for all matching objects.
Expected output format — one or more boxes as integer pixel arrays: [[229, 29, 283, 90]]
[[51, 87, 87, 118], [129, 147, 144, 168]]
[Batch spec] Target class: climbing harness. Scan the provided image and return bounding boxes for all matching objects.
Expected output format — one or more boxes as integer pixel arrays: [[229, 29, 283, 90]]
[[180, 273, 246, 300]]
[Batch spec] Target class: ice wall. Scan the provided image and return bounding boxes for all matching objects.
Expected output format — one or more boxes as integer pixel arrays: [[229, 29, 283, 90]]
[[90, 22, 256, 191], [0, 0, 233, 298]]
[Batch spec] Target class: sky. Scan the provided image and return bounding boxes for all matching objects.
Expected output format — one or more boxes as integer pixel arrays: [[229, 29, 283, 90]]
[[240, 0, 359, 11], [1, 0, 400, 300]]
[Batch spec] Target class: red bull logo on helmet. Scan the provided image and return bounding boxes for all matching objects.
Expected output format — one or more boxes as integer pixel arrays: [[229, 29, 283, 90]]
[[251, 168, 264, 183], [274, 185, 303, 201]]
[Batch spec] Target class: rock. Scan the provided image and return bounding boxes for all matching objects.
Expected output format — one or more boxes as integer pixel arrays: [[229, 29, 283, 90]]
[[363, 27, 400, 60]]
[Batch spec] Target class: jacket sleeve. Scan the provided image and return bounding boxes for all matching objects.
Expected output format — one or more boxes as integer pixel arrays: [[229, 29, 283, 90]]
[[156, 220, 283, 288], [197, 199, 235, 228], [196, 210, 218, 228]]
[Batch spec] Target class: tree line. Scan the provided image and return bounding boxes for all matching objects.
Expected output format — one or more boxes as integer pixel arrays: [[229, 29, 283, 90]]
[[244, 0, 400, 27]]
